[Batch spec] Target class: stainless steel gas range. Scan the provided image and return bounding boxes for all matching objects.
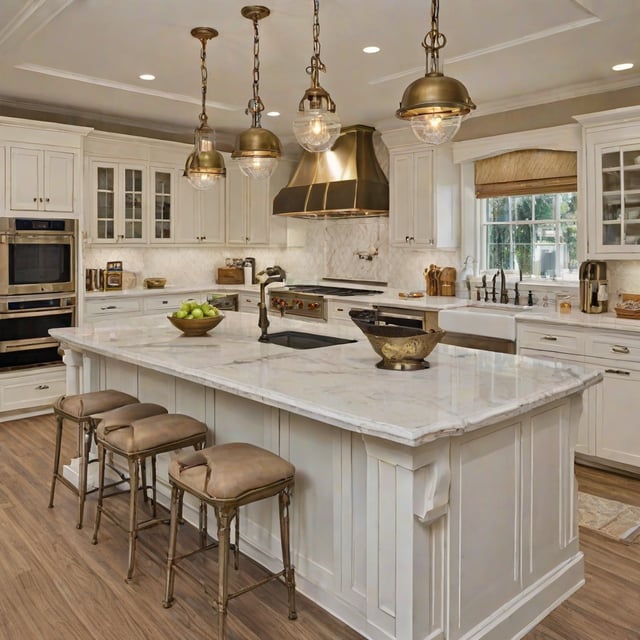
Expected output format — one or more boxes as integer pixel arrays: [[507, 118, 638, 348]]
[[269, 284, 384, 321]]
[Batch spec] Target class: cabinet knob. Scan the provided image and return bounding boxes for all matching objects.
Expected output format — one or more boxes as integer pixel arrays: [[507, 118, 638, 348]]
[[33, 197, 38, 202], [45, 197, 50, 203]]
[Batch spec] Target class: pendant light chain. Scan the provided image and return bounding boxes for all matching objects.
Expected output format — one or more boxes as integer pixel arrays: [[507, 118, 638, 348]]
[[423, 0, 446, 75], [248, 13, 264, 129], [308, 0, 326, 88], [198, 36, 209, 125]]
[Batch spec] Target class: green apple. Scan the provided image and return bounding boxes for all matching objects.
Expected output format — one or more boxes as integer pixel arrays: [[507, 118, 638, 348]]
[[191, 307, 204, 319]]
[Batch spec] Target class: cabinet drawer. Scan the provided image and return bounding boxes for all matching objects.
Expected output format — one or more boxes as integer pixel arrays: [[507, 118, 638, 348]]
[[588, 332, 640, 363], [517, 323, 584, 354], [327, 300, 370, 323], [143, 294, 199, 313], [85, 297, 142, 316], [239, 293, 259, 313], [0, 366, 66, 413]]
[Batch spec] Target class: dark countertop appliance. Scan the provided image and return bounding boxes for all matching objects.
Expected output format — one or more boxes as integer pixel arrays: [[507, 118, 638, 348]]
[[269, 285, 384, 321]]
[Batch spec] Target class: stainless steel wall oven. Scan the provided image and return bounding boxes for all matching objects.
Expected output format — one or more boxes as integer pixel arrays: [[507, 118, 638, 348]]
[[0, 294, 76, 370], [0, 217, 76, 295]]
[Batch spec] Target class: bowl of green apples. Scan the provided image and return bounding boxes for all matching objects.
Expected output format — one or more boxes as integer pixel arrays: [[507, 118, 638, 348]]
[[168, 300, 224, 336]]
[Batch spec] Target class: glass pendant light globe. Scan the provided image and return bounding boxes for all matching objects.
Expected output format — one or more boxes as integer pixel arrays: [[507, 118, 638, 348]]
[[184, 27, 226, 190], [184, 122, 226, 190], [292, 108, 341, 153], [236, 155, 278, 180], [409, 113, 463, 145]]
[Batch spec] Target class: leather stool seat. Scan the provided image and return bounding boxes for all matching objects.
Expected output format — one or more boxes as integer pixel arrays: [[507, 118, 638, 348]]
[[49, 389, 140, 529], [163, 443, 297, 639], [92, 409, 207, 581]]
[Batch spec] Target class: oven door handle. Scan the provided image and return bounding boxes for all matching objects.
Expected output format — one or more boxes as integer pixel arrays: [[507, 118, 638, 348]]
[[0, 337, 60, 353], [6, 233, 74, 245], [0, 307, 75, 320]]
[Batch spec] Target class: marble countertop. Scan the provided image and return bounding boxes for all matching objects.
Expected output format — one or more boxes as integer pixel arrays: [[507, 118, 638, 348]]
[[50, 312, 600, 447]]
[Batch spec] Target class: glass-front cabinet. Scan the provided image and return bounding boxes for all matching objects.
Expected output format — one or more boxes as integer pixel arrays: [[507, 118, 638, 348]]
[[150, 167, 174, 243], [576, 106, 640, 258], [600, 146, 640, 249], [90, 160, 146, 243]]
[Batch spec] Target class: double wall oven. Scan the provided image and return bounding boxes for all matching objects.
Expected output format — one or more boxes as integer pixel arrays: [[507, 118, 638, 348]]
[[0, 218, 76, 370]]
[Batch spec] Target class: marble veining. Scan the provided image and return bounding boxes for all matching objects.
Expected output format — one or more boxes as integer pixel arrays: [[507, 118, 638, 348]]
[[51, 313, 601, 447]]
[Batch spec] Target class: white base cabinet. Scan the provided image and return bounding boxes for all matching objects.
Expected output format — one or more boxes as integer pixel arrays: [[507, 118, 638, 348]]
[[0, 365, 66, 416], [518, 320, 640, 469]]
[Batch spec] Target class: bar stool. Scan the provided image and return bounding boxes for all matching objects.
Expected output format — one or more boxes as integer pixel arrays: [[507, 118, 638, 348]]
[[49, 389, 140, 529], [163, 443, 297, 640], [91, 409, 208, 581]]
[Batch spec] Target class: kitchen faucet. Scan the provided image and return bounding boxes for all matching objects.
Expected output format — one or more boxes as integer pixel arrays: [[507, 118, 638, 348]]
[[257, 266, 286, 342], [499, 269, 509, 304]]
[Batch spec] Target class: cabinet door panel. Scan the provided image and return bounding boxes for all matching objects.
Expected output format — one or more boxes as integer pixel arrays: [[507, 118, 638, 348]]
[[150, 168, 173, 242], [226, 167, 247, 244], [93, 162, 117, 241], [389, 152, 414, 245], [199, 182, 225, 244], [9, 147, 41, 210], [175, 178, 199, 242], [44, 151, 74, 212], [413, 150, 434, 246], [247, 177, 269, 245]]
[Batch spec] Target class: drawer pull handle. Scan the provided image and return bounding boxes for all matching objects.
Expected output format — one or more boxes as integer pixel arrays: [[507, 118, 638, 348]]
[[162, 300, 168, 304], [100, 305, 117, 310], [35, 384, 50, 390], [611, 345, 630, 354], [605, 369, 631, 376], [542, 335, 558, 341], [336, 307, 344, 312]]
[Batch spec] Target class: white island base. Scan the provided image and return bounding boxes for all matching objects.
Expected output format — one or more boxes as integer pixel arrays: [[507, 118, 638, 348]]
[[54, 315, 593, 640]]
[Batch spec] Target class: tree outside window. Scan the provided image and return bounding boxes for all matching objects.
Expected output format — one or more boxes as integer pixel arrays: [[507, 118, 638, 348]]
[[482, 193, 578, 278]]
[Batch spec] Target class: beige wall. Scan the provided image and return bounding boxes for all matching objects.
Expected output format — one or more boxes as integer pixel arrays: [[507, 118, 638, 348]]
[[456, 86, 640, 141]]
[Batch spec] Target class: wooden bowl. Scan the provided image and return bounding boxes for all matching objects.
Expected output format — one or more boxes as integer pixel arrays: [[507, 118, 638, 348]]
[[167, 313, 224, 336], [352, 321, 445, 370], [144, 277, 167, 289]]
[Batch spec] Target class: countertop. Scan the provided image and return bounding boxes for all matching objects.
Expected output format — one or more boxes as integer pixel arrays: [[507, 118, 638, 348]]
[[50, 312, 600, 447]]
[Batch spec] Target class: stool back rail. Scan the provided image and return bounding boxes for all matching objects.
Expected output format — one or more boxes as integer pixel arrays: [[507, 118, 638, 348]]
[[49, 390, 139, 529], [162, 444, 297, 640], [91, 409, 207, 581]]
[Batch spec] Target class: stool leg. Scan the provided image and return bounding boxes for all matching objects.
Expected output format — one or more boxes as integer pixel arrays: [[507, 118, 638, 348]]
[[151, 455, 158, 518], [77, 420, 93, 529], [48, 413, 64, 509], [279, 487, 297, 621], [234, 511, 240, 570], [163, 483, 182, 608], [126, 456, 140, 582], [91, 443, 107, 545], [198, 500, 207, 549], [217, 508, 233, 640]]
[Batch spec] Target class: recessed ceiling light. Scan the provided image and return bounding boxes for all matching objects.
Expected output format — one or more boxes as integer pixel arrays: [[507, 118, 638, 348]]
[[266, 111, 280, 117], [139, 73, 156, 81], [363, 46, 380, 54], [612, 63, 634, 72]]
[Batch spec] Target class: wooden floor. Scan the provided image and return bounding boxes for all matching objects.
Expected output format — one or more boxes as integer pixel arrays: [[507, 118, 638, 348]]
[[1, 414, 639, 639]]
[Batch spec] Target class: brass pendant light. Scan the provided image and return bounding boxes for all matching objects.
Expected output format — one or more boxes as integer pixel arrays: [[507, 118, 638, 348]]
[[184, 27, 226, 190], [232, 6, 282, 180], [292, 0, 341, 153], [396, 0, 475, 145]]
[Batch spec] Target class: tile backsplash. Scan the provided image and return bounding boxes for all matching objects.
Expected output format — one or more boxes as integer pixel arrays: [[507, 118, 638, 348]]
[[82, 222, 640, 298]]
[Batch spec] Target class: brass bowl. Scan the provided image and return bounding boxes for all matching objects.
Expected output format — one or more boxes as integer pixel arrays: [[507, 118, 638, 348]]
[[167, 313, 224, 336], [352, 321, 445, 370]]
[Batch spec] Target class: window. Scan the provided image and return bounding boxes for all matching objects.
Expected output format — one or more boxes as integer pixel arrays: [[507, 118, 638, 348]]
[[480, 192, 578, 278]]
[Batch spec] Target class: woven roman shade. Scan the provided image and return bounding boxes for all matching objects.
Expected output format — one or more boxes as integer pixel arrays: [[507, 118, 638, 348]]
[[475, 149, 577, 198]]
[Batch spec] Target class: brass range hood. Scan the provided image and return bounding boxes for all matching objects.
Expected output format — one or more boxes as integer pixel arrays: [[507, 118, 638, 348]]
[[273, 124, 389, 218]]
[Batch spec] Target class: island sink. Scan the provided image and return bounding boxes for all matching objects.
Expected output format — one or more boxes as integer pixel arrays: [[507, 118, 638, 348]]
[[266, 330, 357, 350]]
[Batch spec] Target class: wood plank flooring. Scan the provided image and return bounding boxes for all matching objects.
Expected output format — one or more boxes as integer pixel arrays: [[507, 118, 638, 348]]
[[1, 414, 639, 639]]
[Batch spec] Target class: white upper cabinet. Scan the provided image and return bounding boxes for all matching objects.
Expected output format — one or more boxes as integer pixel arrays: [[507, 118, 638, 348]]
[[225, 159, 291, 247], [382, 128, 459, 250], [0, 118, 90, 218], [175, 174, 225, 244], [88, 160, 146, 243], [226, 164, 270, 245], [10, 147, 76, 213], [575, 106, 640, 258]]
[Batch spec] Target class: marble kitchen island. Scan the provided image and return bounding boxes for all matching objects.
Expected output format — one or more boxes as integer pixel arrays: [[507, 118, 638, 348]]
[[50, 313, 601, 640]]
